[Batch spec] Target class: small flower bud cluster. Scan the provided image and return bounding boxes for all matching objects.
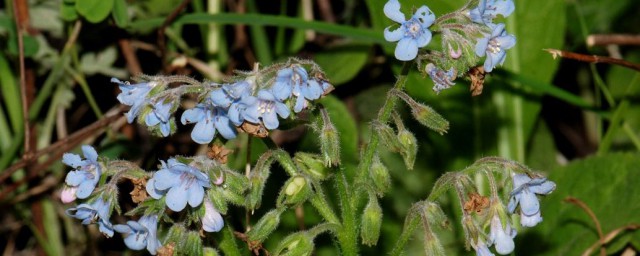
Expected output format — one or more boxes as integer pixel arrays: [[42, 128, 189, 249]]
[[61, 146, 241, 255], [383, 0, 516, 94], [112, 59, 334, 144]]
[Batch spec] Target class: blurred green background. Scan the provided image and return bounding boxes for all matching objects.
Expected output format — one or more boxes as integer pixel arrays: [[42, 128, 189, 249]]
[[0, 0, 639, 255]]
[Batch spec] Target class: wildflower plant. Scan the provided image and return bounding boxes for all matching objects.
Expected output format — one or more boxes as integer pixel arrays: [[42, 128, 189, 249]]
[[59, 0, 557, 255]]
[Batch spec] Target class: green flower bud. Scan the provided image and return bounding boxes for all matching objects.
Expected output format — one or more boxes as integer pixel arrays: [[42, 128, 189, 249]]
[[273, 232, 314, 256], [247, 208, 283, 243], [423, 230, 445, 256], [273, 149, 299, 176], [318, 107, 341, 167], [392, 89, 449, 135], [373, 121, 402, 152], [279, 175, 312, 206], [370, 156, 391, 196], [247, 173, 267, 210], [184, 231, 204, 256], [423, 201, 449, 229], [163, 224, 187, 253], [204, 247, 220, 256], [208, 188, 228, 214], [294, 152, 331, 181], [361, 194, 383, 246], [397, 129, 417, 170]]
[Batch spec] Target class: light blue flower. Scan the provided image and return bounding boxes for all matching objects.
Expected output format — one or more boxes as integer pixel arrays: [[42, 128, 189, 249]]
[[292, 78, 326, 113], [210, 81, 253, 125], [426, 63, 456, 93], [272, 66, 307, 101], [66, 198, 114, 237], [62, 145, 101, 200], [469, 0, 515, 25], [114, 215, 161, 255], [489, 215, 516, 255], [146, 158, 211, 212], [474, 240, 494, 256], [475, 23, 516, 72], [243, 90, 290, 130], [202, 200, 224, 232], [508, 173, 556, 227], [181, 102, 237, 144], [112, 78, 154, 123], [145, 99, 173, 137], [383, 0, 435, 61]]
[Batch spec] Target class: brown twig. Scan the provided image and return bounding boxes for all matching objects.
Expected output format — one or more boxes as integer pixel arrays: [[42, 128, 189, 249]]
[[118, 39, 142, 75], [564, 197, 606, 256], [582, 224, 640, 256], [544, 48, 640, 72], [157, 0, 193, 71], [316, 0, 336, 23], [13, 0, 31, 159], [0, 106, 126, 185], [587, 34, 640, 47]]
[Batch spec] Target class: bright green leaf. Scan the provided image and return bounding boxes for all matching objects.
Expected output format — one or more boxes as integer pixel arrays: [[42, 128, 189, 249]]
[[112, 0, 130, 28], [314, 44, 370, 85], [60, 0, 78, 21], [76, 0, 114, 23]]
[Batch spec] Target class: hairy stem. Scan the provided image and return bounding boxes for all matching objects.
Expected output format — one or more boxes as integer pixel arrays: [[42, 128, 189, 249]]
[[335, 172, 358, 256]]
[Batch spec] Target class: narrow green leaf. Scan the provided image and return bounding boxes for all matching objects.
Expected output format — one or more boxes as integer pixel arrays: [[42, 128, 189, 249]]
[[42, 200, 64, 255], [128, 13, 385, 44], [75, 0, 114, 23], [112, 0, 130, 28], [0, 104, 11, 151], [246, 0, 273, 64], [0, 54, 22, 134]]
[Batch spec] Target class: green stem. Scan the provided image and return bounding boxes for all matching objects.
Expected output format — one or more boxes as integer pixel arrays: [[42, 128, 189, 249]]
[[389, 209, 420, 256], [308, 186, 340, 224], [597, 100, 629, 155], [335, 172, 358, 256], [65, 67, 103, 119], [623, 122, 640, 151]]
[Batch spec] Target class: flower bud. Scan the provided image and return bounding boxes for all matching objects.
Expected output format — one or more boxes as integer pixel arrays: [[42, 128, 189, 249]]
[[361, 194, 382, 246], [184, 231, 203, 256], [247, 208, 283, 243], [294, 152, 331, 181], [273, 232, 314, 256], [392, 89, 449, 135], [207, 187, 229, 214], [373, 121, 401, 152], [397, 129, 417, 170], [204, 247, 220, 256], [279, 175, 312, 206], [370, 156, 391, 196], [60, 186, 77, 203], [318, 107, 341, 167], [423, 201, 449, 229], [164, 224, 187, 252], [202, 200, 224, 233], [247, 173, 267, 210], [423, 230, 445, 256]]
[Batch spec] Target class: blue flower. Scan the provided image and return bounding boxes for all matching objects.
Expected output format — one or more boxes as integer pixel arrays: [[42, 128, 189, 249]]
[[475, 23, 516, 72], [62, 145, 101, 201], [112, 78, 154, 123], [181, 102, 237, 144], [66, 198, 114, 237], [272, 66, 307, 101], [383, 0, 435, 61], [508, 174, 556, 227], [489, 215, 516, 255], [202, 200, 224, 232], [114, 215, 161, 255], [210, 81, 253, 125], [426, 63, 456, 93], [469, 0, 515, 25], [146, 158, 211, 212], [292, 78, 326, 113], [145, 99, 173, 137], [242, 90, 290, 130], [473, 240, 494, 256]]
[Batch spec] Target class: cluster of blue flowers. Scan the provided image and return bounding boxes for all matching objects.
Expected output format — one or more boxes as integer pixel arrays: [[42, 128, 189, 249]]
[[472, 173, 555, 256], [383, 0, 516, 93], [112, 64, 333, 145], [61, 146, 225, 255]]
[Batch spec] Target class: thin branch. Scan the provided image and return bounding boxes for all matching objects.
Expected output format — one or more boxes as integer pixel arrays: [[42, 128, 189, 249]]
[[587, 34, 640, 47], [544, 48, 640, 72], [564, 197, 606, 256], [582, 224, 640, 256], [13, 0, 30, 158], [157, 0, 193, 71], [0, 106, 126, 185], [117, 39, 142, 75]]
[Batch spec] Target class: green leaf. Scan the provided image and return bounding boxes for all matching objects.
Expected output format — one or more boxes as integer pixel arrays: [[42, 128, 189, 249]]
[[112, 0, 130, 28], [60, 0, 78, 21], [42, 200, 64, 255], [75, 0, 114, 23], [314, 44, 370, 85], [520, 153, 640, 254]]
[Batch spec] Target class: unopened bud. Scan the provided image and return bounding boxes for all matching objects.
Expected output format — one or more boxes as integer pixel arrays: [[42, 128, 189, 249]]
[[423, 201, 449, 229], [164, 224, 187, 252], [207, 187, 229, 214], [184, 231, 203, 256], [203, 247, 220, 256], [247, 208, 283, 243], [392, 89, 449, 135], [247, 173, 267, 210], [361, 194, 383, 246], [373, 121, 401, 152], [397, 129, 417, 170], [60, 186, 77, 203], [294, 152, 331, 181], [370, 156, 391, 196], [273, 232, 314, 256], [279, 175, 312, 206], [423, 230, 446, 256], [319, 107, 341, 167]]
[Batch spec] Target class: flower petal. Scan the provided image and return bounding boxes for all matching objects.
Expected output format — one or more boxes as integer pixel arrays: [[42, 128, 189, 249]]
[[145, 178, 165, 199], [492, 0, 515, 17], [181, 107, 205, 125], [262, 111, 279, 130], [394, 37, 419, 61], [530, 180, 556, 195], [123, 231, 147, 250], [275, 102, 290, 118], [520, 211, 543, 227], [384, 26, 404, 42], [152, 170, 180, 190], [497, 34, 516, 50], [159, 122, 171, 137], [114, 224, 132, 233], [191, 118, 216, 144], [412, 6, 435, 27], [519, 189, 541, 216], [416, 30, 432, 47], [62, 153, 83, 168], [76, 180, 96, 199], [166, 183, 189, 212], [475, 38, 489, 57], [383, 0, 405, 24], [187, 184, 205, 208], [214, 115, 237, 139], [81, 145, 98, 162]]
